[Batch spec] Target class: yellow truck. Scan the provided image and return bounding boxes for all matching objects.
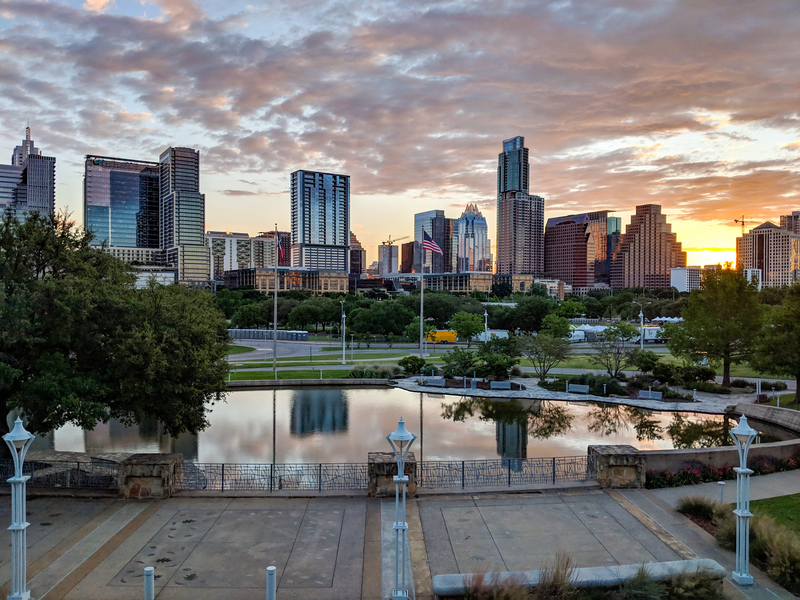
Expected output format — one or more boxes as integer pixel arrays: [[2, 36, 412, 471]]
[[426, 330, 457, 344]]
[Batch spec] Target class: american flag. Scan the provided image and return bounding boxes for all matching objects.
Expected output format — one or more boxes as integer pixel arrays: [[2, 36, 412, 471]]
[[422, 229, 443, 255], [277, 235, 285, 263]]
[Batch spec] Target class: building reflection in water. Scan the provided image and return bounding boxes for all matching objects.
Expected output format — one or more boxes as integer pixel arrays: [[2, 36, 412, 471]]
[[290, 390, 349, 437], [496, 420, 528, 471], [83, 418, 198, 461]]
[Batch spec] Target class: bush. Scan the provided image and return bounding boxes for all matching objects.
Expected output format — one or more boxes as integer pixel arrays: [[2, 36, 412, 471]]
[[398, 355, 426, 375], [347, 365, 401, 379], [692, 381, 731, 395], [663, 568, 726, 600], [652, 362, 676, 383], [510, 365, 522, 377], [647, 466, 736, 489], [462, 572, 529, 600], [763, 380, 789, 391], [677, 365, 716, 385], [538, 379, 567, 392], [420, 364, 439, 376], [730, 379, 751, 388], [572, 373, 626, 396], [676, 495, 719, 521]]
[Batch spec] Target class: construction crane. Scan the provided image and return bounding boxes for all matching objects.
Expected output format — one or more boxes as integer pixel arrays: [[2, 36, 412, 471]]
[[733, 216, 752, 236], [382, 234, 409, 246]]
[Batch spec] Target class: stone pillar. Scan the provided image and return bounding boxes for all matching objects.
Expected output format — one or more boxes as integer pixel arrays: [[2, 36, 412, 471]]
[[118, 453, 183, 499], [367, 451, 417, 498], [589, 445, 646, 489]]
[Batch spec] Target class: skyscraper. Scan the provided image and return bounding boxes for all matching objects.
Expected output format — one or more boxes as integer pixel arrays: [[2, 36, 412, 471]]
[[543, 214, 596, 288], [290, 170, 350, 272], [610, 205, 686, 289], [543, 211, 618, 285], [12, 126, 40, 165], [378, 244, 399, 276], [495, 136, 544, 275], [159, 147, 210, 283], [349, 231, 366, 276], [84, 156, 160, 249], [455, 203, 492, 272], [1, 128, 55, 219], [737, 221, 800, 288], [780, 211, 800, 235], [414, 209, 446, 273]]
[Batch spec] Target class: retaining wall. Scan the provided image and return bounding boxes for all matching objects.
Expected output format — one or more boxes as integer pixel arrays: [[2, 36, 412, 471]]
[[592, 403, 800, 488]]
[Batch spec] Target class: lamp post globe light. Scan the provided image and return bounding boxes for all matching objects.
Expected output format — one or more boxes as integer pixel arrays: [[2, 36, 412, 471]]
[[4, 417, 35, 600], [483, 310, 488, 342], [386, 418, 416, 600], [730, 415, 758, 587]]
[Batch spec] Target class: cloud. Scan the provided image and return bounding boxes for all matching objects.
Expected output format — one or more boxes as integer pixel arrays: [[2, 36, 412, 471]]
[[83, 0, 112, 13], [1, 0, 799, 235]]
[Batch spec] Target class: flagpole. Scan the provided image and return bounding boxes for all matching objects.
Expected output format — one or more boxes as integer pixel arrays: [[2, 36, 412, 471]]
[[273, 223, 278, 379], [420, 231, 425, 359]]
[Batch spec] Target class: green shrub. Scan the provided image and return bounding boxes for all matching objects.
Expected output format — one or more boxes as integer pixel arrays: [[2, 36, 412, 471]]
[[538, 379, 567, 392], [510, 365, 522, 377], [676, 495, 719, 522], [730, 379, 751, 388], [763, 380, 789, 391], [573, 373, 626, 396], [677, 366, 716, 385], [420, 364, 439, 376], [652, 363, 676, 383], [662, 568, 725, 600], [691, 381, 731, 394], [398, 355, 426, 375], [615, 565, 665, 599], [347, 365, 401, 379]]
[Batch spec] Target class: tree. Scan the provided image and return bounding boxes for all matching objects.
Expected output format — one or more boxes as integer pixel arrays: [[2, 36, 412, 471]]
[[751, 283, 800, 402], [519, 334, 571, 380], [664, 267, 762, 386], [230, 303, 270, 329], [403, 316, 434, 343], [449, 311, 484, 347], [398, 355, 426, 375], [630, 349, 660, 375], [511, 295, 557, 334], [475, 336, 521, 380], [540, 314, 571, 338], [287, 303, 322, 331], [0, 213, 229, 436], [441, 347, 477, 378], [589, 322, 638, 378], [556, 299, 583, 319]]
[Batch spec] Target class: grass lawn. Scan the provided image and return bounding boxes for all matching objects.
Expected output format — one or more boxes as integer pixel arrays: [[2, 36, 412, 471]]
[[229, 369, 353, 381], [227, 345, 256, 355], [762, 393, 800, 411], [751, 493, 800, 537]]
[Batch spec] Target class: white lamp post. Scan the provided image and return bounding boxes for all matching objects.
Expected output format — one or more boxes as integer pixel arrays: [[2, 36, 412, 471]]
[[730, 415, 757, 587], [4, 417, 35, 600], [340, 300, 346, 365], [632, 300, 651, 350], [483, 310, 489, 343], [386, 418, 416, 600]]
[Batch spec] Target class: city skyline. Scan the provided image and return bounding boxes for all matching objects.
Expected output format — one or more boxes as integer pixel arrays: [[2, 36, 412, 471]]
[[2, 1, 800, 267]]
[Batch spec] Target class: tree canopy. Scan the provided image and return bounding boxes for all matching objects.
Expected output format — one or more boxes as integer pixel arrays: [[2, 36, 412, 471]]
[[751, 283, 800, 401], [0, 213, 229, 435], [665, 267, 762, 386]]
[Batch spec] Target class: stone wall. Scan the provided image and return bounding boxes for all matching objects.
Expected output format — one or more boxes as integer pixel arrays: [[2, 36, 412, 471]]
[[591, 403, 800, 488], [588, 445, 646, 488], [118, 453, 184, 499], [367, 451, 417, 498]]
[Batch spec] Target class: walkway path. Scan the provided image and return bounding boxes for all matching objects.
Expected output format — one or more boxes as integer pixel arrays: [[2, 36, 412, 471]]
[[394, 378, 749, 415]]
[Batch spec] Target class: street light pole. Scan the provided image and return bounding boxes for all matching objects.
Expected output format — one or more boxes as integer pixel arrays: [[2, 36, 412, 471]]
[[483, 310, 488, 343], [386, 418, 416, 600], [4, 417, 35, 600], [340, 300, 346, 365], [731, 415, 757, 587], [632, 300, 651, 351]]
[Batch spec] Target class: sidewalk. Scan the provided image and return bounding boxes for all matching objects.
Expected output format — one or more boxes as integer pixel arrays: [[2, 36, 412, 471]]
[[649, 469, 800, 508]]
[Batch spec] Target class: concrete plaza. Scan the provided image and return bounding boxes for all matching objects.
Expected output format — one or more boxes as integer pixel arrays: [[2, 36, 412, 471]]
[[3, 472, 800, 598]]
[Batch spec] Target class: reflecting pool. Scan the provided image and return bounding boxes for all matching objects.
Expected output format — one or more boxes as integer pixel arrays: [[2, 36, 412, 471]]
[[38, 387, 750, 463]]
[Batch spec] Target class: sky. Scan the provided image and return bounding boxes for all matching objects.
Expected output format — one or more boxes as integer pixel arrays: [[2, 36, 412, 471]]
[[2, 0, 799, 267]]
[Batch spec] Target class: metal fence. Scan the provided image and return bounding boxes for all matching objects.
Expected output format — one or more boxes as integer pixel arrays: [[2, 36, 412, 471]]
[[174, 456, 596, 492], [0, 459, 119, 490]]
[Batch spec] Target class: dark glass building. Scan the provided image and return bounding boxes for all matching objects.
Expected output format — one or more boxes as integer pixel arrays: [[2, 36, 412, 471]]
[[84, 156, 160, 248]]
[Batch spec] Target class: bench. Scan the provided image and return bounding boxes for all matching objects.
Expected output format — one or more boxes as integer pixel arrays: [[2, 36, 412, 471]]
[[432, 559, 725, 597], [490, 381, 512, 390], [425, 379, 446, 388], [637, 389, 663, 400], [566, 383, 590, 394]]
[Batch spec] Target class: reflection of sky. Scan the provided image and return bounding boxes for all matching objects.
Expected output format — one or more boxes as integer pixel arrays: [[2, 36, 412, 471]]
[[52, 388, 724, 463]]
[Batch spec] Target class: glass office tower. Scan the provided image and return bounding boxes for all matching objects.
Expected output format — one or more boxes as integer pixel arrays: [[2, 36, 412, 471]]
[[159, 147, 210, 283], [290, 170, 350, 272], [84, 156, 160, 248]]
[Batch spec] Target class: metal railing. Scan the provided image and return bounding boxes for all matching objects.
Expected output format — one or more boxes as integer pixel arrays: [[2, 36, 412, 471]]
[[174, 456, 596, 492], [0, 459, 119, 490]]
